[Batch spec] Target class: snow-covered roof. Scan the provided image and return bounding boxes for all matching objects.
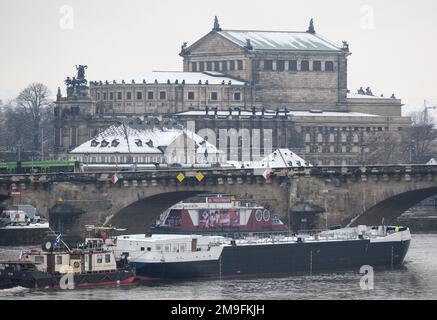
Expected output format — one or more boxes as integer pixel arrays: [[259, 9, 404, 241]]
[[261, 149, 312, 168], [91, 71, 246, 86], [69, 123, 222, 155], [228, 149, 311, 169], [177, 110, 380, 118], [427, 158, 437, 165], [218, 30, 342, 52]]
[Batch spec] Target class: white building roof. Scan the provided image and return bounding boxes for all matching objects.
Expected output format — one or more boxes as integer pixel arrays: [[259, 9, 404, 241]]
[[228, 149, 311, 169], [218, 30, 342, 52], [92, 71, 246, 86], [427, 158, 437, 165], [177, 110, 380, 118], [261, 149, 312, 168], [69, 123, 222, 155]]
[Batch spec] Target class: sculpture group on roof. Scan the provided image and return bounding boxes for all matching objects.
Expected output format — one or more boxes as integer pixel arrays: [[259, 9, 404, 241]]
[[65, 65, 88, 88]]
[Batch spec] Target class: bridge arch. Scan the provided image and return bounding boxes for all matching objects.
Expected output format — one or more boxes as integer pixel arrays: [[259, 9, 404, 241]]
[[106, 191, 212, 233], [349, 187, 437, 227]]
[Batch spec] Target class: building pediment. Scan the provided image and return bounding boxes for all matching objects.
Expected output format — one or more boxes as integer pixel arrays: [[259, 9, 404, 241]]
[[185, 32, 246, 57]]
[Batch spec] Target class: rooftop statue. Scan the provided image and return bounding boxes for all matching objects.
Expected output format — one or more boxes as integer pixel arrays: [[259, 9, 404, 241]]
[[65, 65, 88, 88], [179, 42, 188, 57], [213, 16, 222, 31], [307, 18, 316, 34]]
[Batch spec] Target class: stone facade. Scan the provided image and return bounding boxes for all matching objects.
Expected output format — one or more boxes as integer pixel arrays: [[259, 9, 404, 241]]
[[53, 18, 410, 164], [2, 165, 437, 236], [182, 32, 349, 111]]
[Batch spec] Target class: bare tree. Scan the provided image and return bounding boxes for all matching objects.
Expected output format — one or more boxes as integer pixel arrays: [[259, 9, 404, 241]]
[[15, 83, 53, 155], [362, 131, 404, 165], [403, 108, 437, 163]]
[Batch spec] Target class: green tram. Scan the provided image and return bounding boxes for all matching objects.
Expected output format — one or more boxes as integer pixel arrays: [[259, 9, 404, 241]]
[[0, 160, 81, 174]]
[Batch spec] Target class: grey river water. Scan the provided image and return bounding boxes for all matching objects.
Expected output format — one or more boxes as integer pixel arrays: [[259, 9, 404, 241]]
[[0, 234, 436, 300]]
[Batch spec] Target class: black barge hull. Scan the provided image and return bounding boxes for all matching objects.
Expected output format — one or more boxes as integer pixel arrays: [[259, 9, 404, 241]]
[[134, 239, 411, 280], [0, 269, 135, 289]]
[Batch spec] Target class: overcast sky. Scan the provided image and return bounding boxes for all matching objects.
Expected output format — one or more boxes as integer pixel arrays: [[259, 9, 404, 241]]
[[1, 0, 436, 116]]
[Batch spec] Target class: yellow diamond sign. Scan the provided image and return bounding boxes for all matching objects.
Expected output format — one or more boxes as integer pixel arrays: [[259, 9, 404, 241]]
[[177, 173, 185, 183], [196, 172, 204, 182]]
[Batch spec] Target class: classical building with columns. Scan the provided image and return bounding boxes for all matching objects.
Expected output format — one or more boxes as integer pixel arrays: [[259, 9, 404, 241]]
[[53, 18, 410, 165]]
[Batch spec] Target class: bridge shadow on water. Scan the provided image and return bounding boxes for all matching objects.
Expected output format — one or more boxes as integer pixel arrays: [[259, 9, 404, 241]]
[[107, 191, 211, 234]]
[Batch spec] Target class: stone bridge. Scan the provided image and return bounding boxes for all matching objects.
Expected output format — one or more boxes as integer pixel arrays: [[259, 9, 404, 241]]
[[1, 165, 437, 238]]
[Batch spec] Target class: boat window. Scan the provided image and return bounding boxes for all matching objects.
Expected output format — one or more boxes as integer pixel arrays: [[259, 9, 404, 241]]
[[172, 244, 179, 253], [164, 244, 171, 252], [97, 255, 103, 264], [105, 254, 111, 263], [56, 256, 63, 265], [35, 256, 44, 264], [156, 244, 162, 251], [255, 210, 263, 222], [141, 247, 145, 251], [272, 215, 281, 225], [263, 210, 271, 222], [165, 211, 182, 227], [147, 247, 151, 252]]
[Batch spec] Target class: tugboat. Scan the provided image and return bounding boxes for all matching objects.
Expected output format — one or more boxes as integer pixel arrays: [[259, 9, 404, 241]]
[[151, 194, 289, 238], [0, 205, 50, 246], [0, 234, 135, 290], [113, 225, 411, 280]]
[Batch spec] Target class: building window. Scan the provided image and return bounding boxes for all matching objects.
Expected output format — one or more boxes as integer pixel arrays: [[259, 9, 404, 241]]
[[222, 61, 228, 71], [103, 92, 107, 100], [237, 60, 243, 70], [97, 92, 100, 100], [148, 91, 154, 100], [264, 60, 273, 71], [234, 92, 241, 101], [105, 254, 111, 263], [199, 62, 205, 71], [230, 60, 236, 70], [97, 255, 103, 264], [276, 60, 285, 71], [206, 61, 212, 71], [126, 92, 132, 100], [188, 92, 195, 100], [192, 62, 198, 72], [325, 61, 334, 72], [109, 92, 113, 100], [159, 91, 166, 100], [214, 61, 220, 71], [301, 60, 309, 71], [211, 92, 218, 101], [117, 92, 122, 100], [56, 256, 63, 265], [313, 61, 322, 71], [136, 92, 143, 100], [289, 60, 297, 71]]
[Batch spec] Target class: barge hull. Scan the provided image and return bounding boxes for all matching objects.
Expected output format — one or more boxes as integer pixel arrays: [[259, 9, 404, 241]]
[[133, 239, 410, 279]]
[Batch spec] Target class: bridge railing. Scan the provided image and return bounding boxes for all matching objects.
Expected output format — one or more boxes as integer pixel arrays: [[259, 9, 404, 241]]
[[0, 164, 437, 184]]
